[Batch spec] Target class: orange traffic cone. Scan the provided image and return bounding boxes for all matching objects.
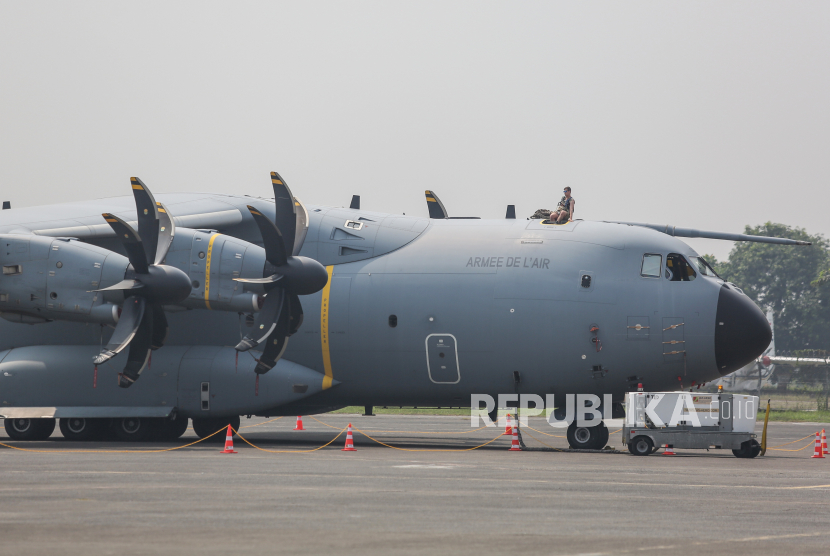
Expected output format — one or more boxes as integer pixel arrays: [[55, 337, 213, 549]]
[[821, 429, 828, 455], [342, 423, 357, 452], [662, 443, 675, 455], [503, 413, 513, 436], [509, 423, 521, 451], [294, 416, 305, 431], [811, 432, 824, 459], [220, 425, 237, 454]]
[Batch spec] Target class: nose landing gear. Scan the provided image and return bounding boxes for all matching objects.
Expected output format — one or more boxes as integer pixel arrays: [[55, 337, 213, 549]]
[[566, 421, 609, 450]]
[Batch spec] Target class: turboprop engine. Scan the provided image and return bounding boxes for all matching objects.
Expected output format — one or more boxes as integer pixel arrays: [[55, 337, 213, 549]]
[[0, 173, 328, 386], [0, 234, 131, 325]]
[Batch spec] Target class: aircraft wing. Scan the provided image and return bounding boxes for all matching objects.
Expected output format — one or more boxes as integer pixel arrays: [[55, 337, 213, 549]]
[[0, 193, 245, 239], [759, 356, 830, 367], [606, 221, 812, 246]]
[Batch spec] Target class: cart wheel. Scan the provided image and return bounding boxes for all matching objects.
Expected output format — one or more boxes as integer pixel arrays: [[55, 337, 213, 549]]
[[732, 439, 761, 458], [628, 435, 653, 456]]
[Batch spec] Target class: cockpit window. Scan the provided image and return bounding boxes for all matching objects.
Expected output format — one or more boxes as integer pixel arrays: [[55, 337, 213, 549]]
[[640, 254, 662, 278], [690, 256, 719, 278], [665, 253, 696, 281]]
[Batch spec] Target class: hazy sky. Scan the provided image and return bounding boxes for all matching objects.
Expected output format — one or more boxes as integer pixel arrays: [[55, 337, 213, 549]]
[[1, 2, 827, 260]]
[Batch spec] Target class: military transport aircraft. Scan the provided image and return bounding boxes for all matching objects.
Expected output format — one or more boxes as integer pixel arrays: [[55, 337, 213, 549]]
[[0, 174, 809, 448]]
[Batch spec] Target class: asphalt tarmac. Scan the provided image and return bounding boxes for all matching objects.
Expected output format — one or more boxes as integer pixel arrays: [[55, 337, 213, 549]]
[[1, 415, 829, 556]]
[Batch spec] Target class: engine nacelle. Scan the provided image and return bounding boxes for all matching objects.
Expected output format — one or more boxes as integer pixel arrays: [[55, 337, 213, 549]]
[[162, 228, 270, 313], [0, 235, 128, 324]]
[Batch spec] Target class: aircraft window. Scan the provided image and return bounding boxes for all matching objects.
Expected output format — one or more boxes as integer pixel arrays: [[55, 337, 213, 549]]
[[665, 254, 697, 282], [690, 256, 719, 278], [640, 254, 662, 278], [388, 315, 397, 328]]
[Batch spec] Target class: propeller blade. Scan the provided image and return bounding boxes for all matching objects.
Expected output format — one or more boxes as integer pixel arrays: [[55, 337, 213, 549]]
[[235, 289, 284, 351], [102, 213, 150, 274], [292, 197, 309, 256], [118, 303, 154, 388], [254, 294, 293, 374], [130, 177, 160, 266], [271, 171, 297, 254], [93, 296, 145, 364], [91, 279, 143, 292], [155, 202, 175, 264], [234, 274, 282, 284], [150, 303, 168, 350], [246, 205, 288, 266], [287, 293, 303, 336]]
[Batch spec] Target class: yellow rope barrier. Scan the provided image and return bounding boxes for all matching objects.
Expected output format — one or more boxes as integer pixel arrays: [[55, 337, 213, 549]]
[[520, 427, 566, 451], [308, 415, 493, 434], [766, 435, 814, 449], [351, 426, 505, 452], [525, 426, 567, 438], [767, 438, 817, 452], [240, 416, 285, 429], [232, 427, 346, 453]]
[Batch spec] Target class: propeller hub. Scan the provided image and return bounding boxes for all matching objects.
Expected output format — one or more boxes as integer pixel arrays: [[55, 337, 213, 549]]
[[273, 256, 329, 296], [134, 265, 192, 305]]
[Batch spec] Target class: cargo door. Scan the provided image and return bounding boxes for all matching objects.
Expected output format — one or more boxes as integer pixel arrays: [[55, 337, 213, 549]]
[[426, 334, 460, 384]]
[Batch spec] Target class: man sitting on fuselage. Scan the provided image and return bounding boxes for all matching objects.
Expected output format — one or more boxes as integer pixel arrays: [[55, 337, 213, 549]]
[[551, 187, 574, 223]]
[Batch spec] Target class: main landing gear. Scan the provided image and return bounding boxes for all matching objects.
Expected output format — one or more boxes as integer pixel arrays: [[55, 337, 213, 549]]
[[4, 418, 56, 441], [3, 417, 191, 442], [59, 418, 109, 441], [566, 421, 609, 450]]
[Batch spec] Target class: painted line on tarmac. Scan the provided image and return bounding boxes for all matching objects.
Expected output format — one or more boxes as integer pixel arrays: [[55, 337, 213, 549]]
[[579, 531, 824, 555]]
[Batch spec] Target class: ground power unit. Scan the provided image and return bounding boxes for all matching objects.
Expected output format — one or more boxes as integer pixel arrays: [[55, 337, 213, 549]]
[[622, 392, 761, 458]]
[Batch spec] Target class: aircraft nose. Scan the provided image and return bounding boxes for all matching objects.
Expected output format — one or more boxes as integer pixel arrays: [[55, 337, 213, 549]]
[[714, 284, 772, 375]]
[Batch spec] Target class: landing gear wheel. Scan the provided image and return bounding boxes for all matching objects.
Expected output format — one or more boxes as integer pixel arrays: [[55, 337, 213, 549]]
[[192, 416, 241, 442], [567, 421, 608, 450], [155, 416, 189, 441], [4, 418, 56, 441], [628, 435, 654, 456], [112, 417, 155, 442], [59, 418, 107, 441], [732, 438, 762, 458]]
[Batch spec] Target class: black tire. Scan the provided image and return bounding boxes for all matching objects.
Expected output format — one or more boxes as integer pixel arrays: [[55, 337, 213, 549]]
[[567, 421, 608, 450], [155, 416, 189, 441], [4, 418, 56, 441], [628, 435, 654, 456], [59, 418, 108, 441], [733, 439, 762, 459], [192, 416, 240, 442], [112, 417, 155, 442]]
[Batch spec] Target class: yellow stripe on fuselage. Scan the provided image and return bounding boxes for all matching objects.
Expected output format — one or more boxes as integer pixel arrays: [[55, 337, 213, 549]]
[[204, 233, 221, 309], [320, 265, 335, 389]]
